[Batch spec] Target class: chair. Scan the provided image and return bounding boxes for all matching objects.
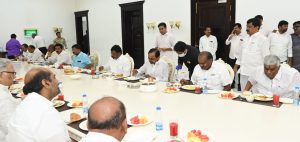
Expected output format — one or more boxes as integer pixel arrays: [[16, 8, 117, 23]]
[[124, 53, 134, 76], [216, 58, 234, 83], [89, 53, 99, 70], [161, 56, 175, 82]]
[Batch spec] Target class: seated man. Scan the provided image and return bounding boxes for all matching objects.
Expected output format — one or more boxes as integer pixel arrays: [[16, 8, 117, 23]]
[[45, 44, 58, 64], [181, 51, 232, 91], [27, 45, 45, 62], [18, 43, 32, 61], [133, 48, 169, 81], [6, 68, 70, 142], [244, 55, 300, 98], [79, 97, 127, 142], [54, 43, 72, 66], [99, 45, 131, 77], [71, 44, 92, 69], [0, 59, 21, 141]]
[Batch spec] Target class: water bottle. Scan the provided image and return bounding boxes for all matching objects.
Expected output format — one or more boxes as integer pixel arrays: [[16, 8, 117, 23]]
[[155, 106, 163, 132], [58, 82, 64, 101], [82, 94, 89, 117], [201, 77, 208, 94], [293, 86, 300, 106]]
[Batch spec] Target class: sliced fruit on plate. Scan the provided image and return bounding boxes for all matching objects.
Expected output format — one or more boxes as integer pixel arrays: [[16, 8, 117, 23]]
[[129, 115, 149, 125], [164, 87, 179, 93], [187, 129, 209, 142], [220, 91, 237, 99], [70, 112, 81, 122], [71, 100, 83, 107]]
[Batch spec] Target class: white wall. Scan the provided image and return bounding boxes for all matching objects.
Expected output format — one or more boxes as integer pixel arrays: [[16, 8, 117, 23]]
[[75, 0, 190, 64], [0, 0, 76, 51]]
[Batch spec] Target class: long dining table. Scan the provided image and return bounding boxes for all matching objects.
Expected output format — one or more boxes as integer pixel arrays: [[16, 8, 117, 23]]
[[13, 61, 300, 142]]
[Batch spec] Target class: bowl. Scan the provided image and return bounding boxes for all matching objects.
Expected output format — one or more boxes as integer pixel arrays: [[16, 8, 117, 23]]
[[246, 95, 254, 102], [127, 82, 141, 89]]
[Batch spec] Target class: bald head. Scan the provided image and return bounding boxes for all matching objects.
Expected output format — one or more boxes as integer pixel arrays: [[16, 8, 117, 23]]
[[24, 68, 49, 84]]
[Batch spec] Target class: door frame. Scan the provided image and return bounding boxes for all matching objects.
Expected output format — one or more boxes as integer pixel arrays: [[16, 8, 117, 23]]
[[190, 0, 236, 46], [74, 10, 90, 54]]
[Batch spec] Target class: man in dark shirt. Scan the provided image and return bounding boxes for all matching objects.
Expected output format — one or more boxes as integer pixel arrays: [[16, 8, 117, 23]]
[[291, 21, 300, 71], [174, 41, 200, 79]]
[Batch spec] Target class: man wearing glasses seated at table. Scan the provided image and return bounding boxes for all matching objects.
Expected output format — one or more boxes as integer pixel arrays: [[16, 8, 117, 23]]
[[244, 55, 300, 98], [79, 97, 127, 142], [6, 68, 70, 142], [98, 45, 131, 77], [132, 48, 169, 81], [0, 59, 21, 141], [71, 44, 92, 69], [180, 51, 232, 91]]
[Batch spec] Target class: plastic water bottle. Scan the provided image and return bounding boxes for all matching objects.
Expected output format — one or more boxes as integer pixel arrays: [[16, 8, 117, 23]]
[[201, 77, 208, 94], [82, 94, 89, 117], [293, 86, 300, 106], [155, 106, 163, 132], [58, 82, 64, 101]]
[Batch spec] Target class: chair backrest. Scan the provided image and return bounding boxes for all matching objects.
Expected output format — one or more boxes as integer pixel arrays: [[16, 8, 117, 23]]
[[89, 53, 99, 70], [161, 56, 175, 82], [124, 53, 134, 76], [216, 58, 234, 83]]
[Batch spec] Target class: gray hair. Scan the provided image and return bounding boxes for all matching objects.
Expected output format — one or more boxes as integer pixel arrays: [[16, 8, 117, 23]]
[[0, 58, 11, 72], [264, 55, 280, 66]]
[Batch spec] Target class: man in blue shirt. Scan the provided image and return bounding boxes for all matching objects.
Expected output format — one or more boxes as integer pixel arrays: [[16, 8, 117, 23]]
[[71, 44, 92, 69]]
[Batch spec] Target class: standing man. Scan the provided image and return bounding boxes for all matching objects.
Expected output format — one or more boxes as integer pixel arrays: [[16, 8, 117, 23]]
[[6, 34, 21, 59], [268, 20, 292, 66], [199, 26, 218, 60], [291, 21, 300, 71], [155, 22, 176, 60], [71, 44, 92, 69], [174, 41, 200, 79], [32, 33, 47, 55], [255, 15, 271, 37], [53, 32, 67, 49], [234, 18, 270, 90]]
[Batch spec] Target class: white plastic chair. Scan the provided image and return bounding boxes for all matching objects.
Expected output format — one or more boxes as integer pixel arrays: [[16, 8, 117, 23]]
[[216, 58, 234, 83], [161, 56, 175, 82], [125, 53, 135, 76], [89, 53, 99, 70]]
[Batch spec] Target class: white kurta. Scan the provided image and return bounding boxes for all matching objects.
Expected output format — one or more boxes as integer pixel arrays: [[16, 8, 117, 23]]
[[199, 35, 218, 60], [103, 55, 131, 77], [28, 49, 45, 62], [6, 92, 70, 142], [155, 32, 176, 60], [32, 36, 46, 48], [56, 50, 72, 65], [137, 60, 169, 82], [79, 132, 119, 142], [225, 33, 246, 59], [268, 31, 293, 62]]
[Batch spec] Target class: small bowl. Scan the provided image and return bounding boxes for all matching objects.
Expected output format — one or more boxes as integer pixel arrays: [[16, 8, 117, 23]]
[[246, 95, 254, 102]]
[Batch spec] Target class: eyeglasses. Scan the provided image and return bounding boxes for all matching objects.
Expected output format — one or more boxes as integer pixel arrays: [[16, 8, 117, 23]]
[[1, 71, 16, 75]]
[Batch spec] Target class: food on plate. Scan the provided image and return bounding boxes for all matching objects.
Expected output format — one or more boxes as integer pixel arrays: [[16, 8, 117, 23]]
[[124, 76, 139, 81], [254, 94, 272, 101], [172, 83, 182, 88], [220, 91, 235, 99], [64, 68, 75, 75], [71, 100, 83, 107], [70, 113, 81, 122], [181, 85, 196, 91], [187, 129, 209, 142], [164, 87, 179, 93], [130, 115, 148, 125], [53, 100, 65, 107], [114, 73, 124, 78]]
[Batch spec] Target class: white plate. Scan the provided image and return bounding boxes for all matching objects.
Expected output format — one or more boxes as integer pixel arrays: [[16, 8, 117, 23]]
[[139, 78, 156, 84], [207, 90, 221, 94], [124, 76, 139, 81], [139, 85, 157, 93], [217, 91, 240, 99], [127, 115, 152, 126], [67, 102, 83, 108], [70, 74, 81, 80], [181, 85, 197, 91], [60, 108, 85, 124], [79, 120, 88, 131], [186, 129, 216, 142], [280, 97, 293, 104], [253, 94, 273, 101], [53, 100, 65, 108]]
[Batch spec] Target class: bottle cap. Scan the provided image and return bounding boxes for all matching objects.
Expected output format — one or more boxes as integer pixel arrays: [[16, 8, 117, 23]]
[[156, 106, 161, 110], [82, 94, 87, 97]]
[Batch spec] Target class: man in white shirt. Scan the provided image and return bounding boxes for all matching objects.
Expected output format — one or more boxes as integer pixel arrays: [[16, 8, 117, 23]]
[[268, 20, 293, 66], [32, 33, 47, 55], [0, 59, 20, 141], [27, 45, 45, 63], [99, 45, 131, 77], [180, 51, 232, 91], [45, 44, 58, 64], [244, 55, 300, 98], [234, 18, 270, 90], [18, 44, 32, 61], [255, 15, 272, 37], [155, 22, 176, 60], [6, 67, 70, 142], [133, 48, 169, 82], [54, 43, 72, 66], [79, 97, 127, 142], [199, 27, 218, 60]]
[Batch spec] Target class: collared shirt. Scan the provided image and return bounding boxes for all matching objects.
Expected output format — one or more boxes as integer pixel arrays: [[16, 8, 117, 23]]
[[199, 35, 218, 60], [22, 51, 32, 60], [0, 84, 21, 141], [191, 61, 232, 91], [6, 92, 70, 142], [32, 36, 46, 48], [56, 50, 72, 65], [155, 32, 176, 59], [6, 38, 21, 56], [291, 33, 300, 71], [236, 32, 270, 76], [45, 51, 58, 64], [79, 132, 119, 142], [225, 33, 245, 59], [28, 49, 45, 62], [53, 37, 67, 49], [103, 55, 131, 77], [248, 65, 300, 98], [268, 31, 292, 62], [72, 52, 91, 68], [178, 45, 200, 78], [137, 59, 169, 81]]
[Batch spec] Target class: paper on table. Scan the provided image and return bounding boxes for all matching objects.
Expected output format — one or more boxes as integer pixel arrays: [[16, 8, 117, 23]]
[[122, 130, 157, 142]]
